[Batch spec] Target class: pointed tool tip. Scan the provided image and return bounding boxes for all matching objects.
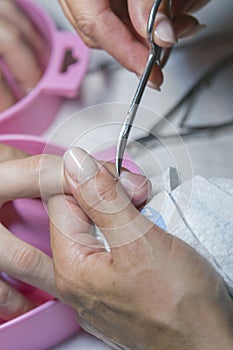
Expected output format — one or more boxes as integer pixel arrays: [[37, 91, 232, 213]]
[[116, 158, 123, 177]]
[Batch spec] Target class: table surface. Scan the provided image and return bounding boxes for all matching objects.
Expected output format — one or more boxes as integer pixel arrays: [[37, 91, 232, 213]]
[[36, 1, 233, 348]]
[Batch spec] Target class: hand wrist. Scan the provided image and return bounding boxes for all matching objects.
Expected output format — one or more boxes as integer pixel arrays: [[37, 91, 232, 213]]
[[179, 295, 233, 350]]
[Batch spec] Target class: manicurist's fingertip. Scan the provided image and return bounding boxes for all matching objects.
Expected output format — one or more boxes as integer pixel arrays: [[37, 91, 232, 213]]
[[120, 171, 152, 206]]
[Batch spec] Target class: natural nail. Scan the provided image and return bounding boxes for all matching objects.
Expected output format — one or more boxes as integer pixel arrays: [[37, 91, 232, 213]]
[[154, 13, 177, 45], [64, 148, 99, 185], [147, 80, 161, 91], [179, 23, 206, 39], [185, 0, 210, 14], [120, 171, 152, 206]]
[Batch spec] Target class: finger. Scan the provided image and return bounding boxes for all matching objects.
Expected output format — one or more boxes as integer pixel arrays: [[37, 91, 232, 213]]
[[153, 12, 177, 47], [0, 17, 42, 93], [49, 194, 105, 253], [128, 0, 177, 47], [0, 0, 44, 54], [63, 148, 156, 250], [49, 193, 113, 303], [0, 154, 66, 205], [0, 223, 57, 298], [172, 0, 210, 15], [0, 153, 150, 208], [168, 1, 207, 39], [58, 0, 98, 48], [128, 0, 207, 47], [0, 144, 28, 162], [58, 0, 77, 29], [0, 277, 34, 321], [173, 14, 205, 39], [185, 0, 211, 13], [62, 0, 163, 88], [0, 71, 15, 112], [99, 161, 151, 207]]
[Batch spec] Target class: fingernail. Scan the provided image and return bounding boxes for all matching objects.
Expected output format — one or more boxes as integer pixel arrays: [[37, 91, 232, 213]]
[[147, 80, 161, 91], [120, 171, 147, 189], [64, 148, 99, 185], [120, 171, 152, 206], [136, 75, 161, 91], [185, 0, 210, 13], [179, 23, 206, 38], [154, 13, 177, 45]]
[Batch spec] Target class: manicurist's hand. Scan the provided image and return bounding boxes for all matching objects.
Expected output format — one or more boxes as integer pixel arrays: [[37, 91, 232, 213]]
[[59, 0, 209, 89], [49, 147, 233, 350], [0, 0, 44, 112], [0, 144, 149, 322]]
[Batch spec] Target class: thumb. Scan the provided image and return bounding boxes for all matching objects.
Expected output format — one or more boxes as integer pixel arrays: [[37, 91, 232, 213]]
[[128, 0, 177, 47], [63, 148, 154, 250]]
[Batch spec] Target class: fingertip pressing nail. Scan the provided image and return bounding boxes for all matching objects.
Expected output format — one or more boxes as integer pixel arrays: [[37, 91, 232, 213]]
[[63, 148, 99, 185], [154, 13, 177, 46], [120, 170, 147, 188], [120, 171, 152, 205]]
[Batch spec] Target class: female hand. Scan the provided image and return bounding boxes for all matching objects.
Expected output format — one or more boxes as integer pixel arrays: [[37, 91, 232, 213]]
[[0, 144, 149, 321], [0, 0, 44, 112], [49, 147, 233, 349], [59, 0, 209, 89], [0, 145, 57, 321]]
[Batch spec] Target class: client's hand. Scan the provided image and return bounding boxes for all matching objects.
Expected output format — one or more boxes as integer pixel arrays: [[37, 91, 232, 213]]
[[0, 0, 44, 112], [0, 145, 57, 321], [0, 144, 149, 322], [49, 147, 233, 350]]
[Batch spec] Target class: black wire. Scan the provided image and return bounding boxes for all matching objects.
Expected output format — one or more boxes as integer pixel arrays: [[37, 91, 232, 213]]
[[134, 52, 233, 145], [133, 119, 233, 149]]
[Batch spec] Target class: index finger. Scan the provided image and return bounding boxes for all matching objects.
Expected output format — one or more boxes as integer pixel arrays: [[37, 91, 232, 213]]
[[0, 154, 67, 205], [0, 144, 28, 162]]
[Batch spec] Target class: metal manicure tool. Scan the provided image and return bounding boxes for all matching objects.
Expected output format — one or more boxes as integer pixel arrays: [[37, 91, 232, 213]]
[[115, 0, 172, 175]]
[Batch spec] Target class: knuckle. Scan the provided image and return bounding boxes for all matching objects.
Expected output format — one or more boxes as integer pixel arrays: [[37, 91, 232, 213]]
[[26, 154, 54, 188], [24, 155, 43, 189], [11, 246, 43, 277], [75, 14, 97, 42], [54, 272, 72, 301], [27, 154, 60, 175], [80, 35, 98, 49], [0, 281, 10, 307], [83, 183, 118, 213], [53, 262, 73, 297], [54, 263, 90, 303], [99, 185, 118, 203], [26, 154, 43, 174]]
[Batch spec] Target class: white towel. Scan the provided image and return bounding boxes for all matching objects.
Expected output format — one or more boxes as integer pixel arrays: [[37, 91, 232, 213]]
[[95, 168, 233, 294], [143, 169, 233, 295]]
